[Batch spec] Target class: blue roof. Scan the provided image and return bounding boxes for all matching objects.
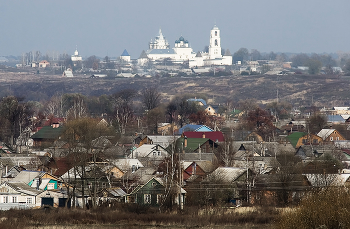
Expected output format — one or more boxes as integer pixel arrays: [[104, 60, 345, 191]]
[[177, 124, 213, 135], [121, 49, 130, 56], [148, 49, 175, 55], [327, 115, 345, 123]]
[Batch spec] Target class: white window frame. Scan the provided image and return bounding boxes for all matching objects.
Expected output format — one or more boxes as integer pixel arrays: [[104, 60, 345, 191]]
[[3, 196, 8, 203], [47, 183, 55, 190], [157, 194, 162, 204], [12, 196, 17, 203], [144, 194, 151, 204], [26, 197, 32, 204]]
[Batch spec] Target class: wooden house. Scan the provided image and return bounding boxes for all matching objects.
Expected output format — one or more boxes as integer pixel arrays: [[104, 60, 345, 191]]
[[287, 132, 323, 148], [183, 161, 216, 182], [317, 129, 345, 142], [128, 177, 186, 207], [31, 124, 63, 148]]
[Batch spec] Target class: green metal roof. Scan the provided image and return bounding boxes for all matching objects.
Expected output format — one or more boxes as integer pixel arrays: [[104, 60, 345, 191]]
[[31, 126, 63, 140], [176, 137, 212, 152], [287, 132, 307, 148]]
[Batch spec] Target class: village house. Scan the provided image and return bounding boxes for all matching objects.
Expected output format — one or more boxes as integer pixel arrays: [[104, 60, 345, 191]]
[[31, 123, 63, 148], [128, 177, 186, 207], [39, 60, 50, 68], [317, 129, 345, 142], [287, 132, 323, 148]]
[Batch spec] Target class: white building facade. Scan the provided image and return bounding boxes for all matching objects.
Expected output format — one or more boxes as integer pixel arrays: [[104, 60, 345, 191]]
[[140, 25, 232, 67]]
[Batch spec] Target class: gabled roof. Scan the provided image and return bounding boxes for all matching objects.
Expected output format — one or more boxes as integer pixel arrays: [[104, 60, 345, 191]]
[[46, 157, 73, 177], [123, 167, 157, 185], [12, 171, 45, 184], [327, 115, 345, 123], [130, 177, 164, 195], [142, 135, 179, 148], [205, 167, 247, 183], [176, 138, 218, 152], [182, 131, 224, 142], [304, 174, 338, 187], [187, 98, 207, 106], [121, 49, 130, 56], [330, 174, 350, 186], [1, 181, 43, 196], [183, 161, 215, 173], [0, 142, 15, 153], [108, 187, 127, 197], [181, 153, 217, 162], [177, 124, 213, 135], [287, 132, 307, 148], [138, 50, 148, 59], [317, 129, 336, 140], [111, 158, 144, 171], [132, 144, 169, 158], [254, 174, 309, 189], [224, 49, 231, 56], [296, 145, 335, 159], [31, 125, 63, 140]]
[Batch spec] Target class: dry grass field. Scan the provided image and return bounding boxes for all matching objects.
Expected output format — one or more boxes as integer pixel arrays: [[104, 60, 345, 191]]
[[0, 72, 349, 107], [0, 205, 277, 229]]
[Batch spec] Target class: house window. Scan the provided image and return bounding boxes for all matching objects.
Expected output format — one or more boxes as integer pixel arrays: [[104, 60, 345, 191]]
[[215, 31, 217, 36], [157, 194, 162, 204], [330, 137, 333, 141], [215, 39, 218, 46], [12, 196, 17, 203], [158, 151, 161, 156], [3, 196, 8, 203], [144, 194, 151, 204], [47, 183, 55, 190], [26, 198, 32, 204], [313, 139, 318, 144], [153, 152, 157, 156], [302, 139, 307, 144], [336, 137, 339, 140]]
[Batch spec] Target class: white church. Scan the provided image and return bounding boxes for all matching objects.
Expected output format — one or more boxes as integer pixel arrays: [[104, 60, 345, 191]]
[[137, 25, 232, 67]]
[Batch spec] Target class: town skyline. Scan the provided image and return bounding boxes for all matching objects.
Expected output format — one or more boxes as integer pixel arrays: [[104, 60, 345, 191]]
[[1, 0, 350, 58]]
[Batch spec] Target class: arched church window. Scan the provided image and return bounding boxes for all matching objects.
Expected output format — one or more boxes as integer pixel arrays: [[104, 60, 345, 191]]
[[215, 31, 217, 36], [215, 39, 218, 46]]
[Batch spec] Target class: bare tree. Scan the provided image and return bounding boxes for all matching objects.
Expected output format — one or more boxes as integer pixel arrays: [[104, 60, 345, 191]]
[[110, 89, 137, 134], [141, 86, 161, 111], [61, 117, 113, 208]]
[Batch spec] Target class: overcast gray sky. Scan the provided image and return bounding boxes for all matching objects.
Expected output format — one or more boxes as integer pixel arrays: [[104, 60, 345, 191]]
[[1, 0, 349, 58]]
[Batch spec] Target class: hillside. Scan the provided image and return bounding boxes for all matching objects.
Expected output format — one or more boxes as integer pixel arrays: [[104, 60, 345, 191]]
[[0, 72, 349, 107]]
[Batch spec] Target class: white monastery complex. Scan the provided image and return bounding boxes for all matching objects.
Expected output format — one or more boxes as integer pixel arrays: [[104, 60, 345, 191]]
[[137, 25, 232, 67]]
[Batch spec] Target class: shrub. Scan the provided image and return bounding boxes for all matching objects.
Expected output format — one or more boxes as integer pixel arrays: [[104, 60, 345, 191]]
[[276, 187, 350, 229]]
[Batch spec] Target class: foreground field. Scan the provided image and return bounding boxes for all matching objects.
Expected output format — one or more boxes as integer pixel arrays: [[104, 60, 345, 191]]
[[0, 205, 277, 229]]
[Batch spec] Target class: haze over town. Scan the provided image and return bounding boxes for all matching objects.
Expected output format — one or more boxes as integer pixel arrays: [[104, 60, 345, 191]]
[[1, 0, 350, 57]]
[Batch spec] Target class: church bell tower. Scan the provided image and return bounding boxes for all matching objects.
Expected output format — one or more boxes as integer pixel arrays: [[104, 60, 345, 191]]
[[208, 25, 221, 59]]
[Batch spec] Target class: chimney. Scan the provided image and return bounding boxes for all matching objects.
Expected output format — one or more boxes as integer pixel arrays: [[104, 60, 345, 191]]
[[52, 123, 59, 128], [202, 133, 205, 138]]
